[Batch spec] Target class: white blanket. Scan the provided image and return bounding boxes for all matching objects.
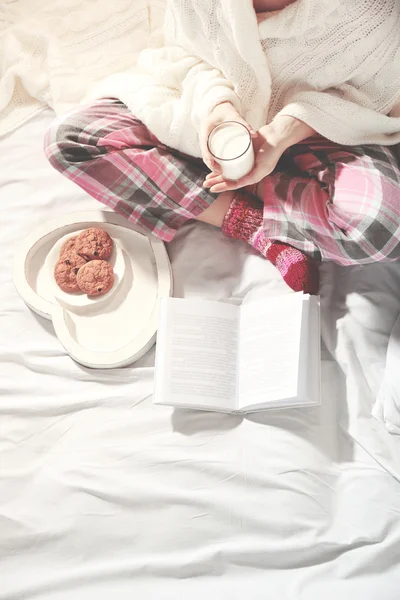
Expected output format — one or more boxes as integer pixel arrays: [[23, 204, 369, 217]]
[[2, 110, 400, 600], [0, 0, 166, 136], [373, 313, 400, 435]]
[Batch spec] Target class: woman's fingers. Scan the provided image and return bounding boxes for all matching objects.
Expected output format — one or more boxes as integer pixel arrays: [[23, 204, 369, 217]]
[[203, 173, 240, 193], [199, 121, 219, 172], [204, 172, 223, 186], [204, 159, 262, 189], [208, 173, 259, 193], [208, 181, 240, 193], [239, 122, 257, 138], [205, 162, 268, 193], [208, 158, 221, 173], [204, 170, 258, 193], [200, 137, 220, 172]]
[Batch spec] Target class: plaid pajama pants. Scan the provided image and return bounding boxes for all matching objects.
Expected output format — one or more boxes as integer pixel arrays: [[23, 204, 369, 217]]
[[44, 98, 400, 265]]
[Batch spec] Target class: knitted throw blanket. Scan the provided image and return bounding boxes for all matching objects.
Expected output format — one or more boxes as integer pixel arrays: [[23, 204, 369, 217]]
[[92, 0, 400, 157], [0, 0, 166, 137], [2, 0, 400, 153]]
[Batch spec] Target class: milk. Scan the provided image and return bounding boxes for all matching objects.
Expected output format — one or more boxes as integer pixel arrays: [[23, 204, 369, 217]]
[[208, 121, 254, 181]]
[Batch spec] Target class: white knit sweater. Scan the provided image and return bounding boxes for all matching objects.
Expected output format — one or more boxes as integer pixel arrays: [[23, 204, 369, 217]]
[[92, 0, 400, 158]]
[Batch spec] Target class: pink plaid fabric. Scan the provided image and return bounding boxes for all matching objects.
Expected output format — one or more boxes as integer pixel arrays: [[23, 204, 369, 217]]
[[263, 140, 400, 264], [45, 99, 217, 242], [44, 99, 400, 264]]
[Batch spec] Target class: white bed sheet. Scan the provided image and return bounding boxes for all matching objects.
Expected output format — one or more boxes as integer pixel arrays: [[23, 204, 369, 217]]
[[1, 111, 400, 600]]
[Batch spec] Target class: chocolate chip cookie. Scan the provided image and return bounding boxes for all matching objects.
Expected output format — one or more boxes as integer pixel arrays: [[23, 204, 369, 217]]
[[76, 260, 115, 296]]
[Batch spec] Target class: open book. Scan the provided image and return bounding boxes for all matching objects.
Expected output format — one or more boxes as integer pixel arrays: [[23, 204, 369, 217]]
[[154, 292, 320, 413]]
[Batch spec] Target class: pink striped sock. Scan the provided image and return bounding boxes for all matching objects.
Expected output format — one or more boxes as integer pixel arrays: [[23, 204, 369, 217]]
[[222, 193, 319, 294]]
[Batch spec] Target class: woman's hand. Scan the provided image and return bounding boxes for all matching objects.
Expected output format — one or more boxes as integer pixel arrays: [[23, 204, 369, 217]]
[[200, 101, 257, 173], [204, 115, 316, 193]]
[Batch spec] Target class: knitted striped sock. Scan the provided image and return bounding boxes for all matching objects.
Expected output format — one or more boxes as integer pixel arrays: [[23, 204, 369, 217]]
[[222, 193, 319, 294]]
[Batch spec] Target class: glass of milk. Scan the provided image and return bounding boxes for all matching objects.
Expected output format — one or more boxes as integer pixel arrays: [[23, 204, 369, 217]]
[[207, 121, 255, 181]]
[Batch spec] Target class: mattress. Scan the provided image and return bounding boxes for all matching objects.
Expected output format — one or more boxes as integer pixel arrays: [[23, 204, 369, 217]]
[[1, 111, 400, 600]]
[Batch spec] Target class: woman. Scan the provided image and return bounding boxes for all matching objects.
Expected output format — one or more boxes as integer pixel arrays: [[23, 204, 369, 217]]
[[44, 0, 400, 294]]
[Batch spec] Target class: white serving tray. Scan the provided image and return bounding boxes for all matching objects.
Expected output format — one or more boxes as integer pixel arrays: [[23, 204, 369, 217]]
[[13, 211, 173, 369]]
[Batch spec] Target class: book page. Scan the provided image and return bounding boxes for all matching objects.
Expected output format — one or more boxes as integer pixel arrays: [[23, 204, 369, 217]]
[[154, 298, 239, 410], [237, 293, 304, 410]]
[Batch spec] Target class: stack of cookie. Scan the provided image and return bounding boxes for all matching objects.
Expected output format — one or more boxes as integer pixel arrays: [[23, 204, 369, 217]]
[[54, 228, 115, 297]]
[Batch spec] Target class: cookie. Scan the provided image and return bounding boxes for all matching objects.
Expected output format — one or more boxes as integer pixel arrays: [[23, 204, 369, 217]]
[[59, 235, 78, 259], [75, 228, 113, 261], [54, 253, 87, 293], [76, 260, 115, 296]]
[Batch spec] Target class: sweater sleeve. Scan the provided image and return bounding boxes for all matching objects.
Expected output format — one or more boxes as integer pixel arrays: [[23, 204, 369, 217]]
[[184, 60, 242, 129], [276, 89, 400, 147], [86, 45, 241, 157], [390, 96, 400, 118]]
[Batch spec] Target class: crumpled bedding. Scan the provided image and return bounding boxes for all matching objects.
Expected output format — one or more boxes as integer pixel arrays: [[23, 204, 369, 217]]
[[1, 111, 400, 600]]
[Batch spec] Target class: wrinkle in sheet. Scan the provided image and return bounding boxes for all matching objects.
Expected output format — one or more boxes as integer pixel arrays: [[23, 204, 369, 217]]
[[2, 112, 400, 600]]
